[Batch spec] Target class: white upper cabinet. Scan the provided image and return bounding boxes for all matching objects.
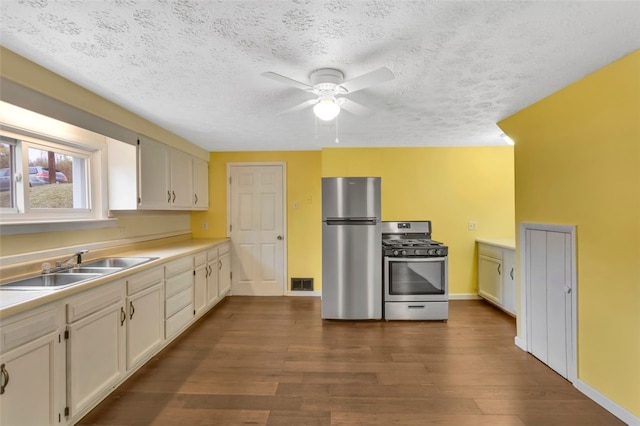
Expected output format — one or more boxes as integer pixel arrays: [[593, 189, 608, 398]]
[[107, 136, 208, 211]]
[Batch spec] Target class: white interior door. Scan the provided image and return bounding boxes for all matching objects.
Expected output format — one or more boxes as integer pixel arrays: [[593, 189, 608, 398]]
[[228, 164, 285, 296], [524, 225, 576, 382]]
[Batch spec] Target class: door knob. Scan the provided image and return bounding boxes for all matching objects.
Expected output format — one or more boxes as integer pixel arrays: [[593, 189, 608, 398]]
[[277, 235, 283, 240]]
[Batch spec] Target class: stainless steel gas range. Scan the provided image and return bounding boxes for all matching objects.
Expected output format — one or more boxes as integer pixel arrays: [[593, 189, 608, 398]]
[[382, 221, 449, 320]]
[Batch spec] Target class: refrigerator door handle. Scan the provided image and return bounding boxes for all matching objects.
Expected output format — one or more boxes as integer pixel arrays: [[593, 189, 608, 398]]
[[325, 218, 378, 225]]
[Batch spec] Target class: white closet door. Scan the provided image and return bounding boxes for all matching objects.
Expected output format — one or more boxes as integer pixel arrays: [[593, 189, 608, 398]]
[[526, 227, 574, 380]]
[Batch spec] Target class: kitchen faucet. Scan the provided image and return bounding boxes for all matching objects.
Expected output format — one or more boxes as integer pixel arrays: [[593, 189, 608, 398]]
[[42, 250, 89, 273]]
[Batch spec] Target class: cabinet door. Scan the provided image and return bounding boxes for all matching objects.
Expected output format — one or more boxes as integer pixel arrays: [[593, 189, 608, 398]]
[[478, 255, 503, 305], [193, 159, 209, 210], [127, 284, 164, 370], [218, 251, 231, 297], [0, 332, 61, 426], [502, 249, 516, 315], [67, 301, 125, 417], [206, 259, 219, 306], [138, 137, 170, 209], [194, 264, 207, 316], [170, 149, 193, 209]]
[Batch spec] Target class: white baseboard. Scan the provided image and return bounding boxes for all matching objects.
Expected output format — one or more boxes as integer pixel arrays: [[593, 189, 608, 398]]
[[449, 293, 482, 300], [575, 379, 639, 426], [514, 336, 527, 351], [286, 290, 321, 297]]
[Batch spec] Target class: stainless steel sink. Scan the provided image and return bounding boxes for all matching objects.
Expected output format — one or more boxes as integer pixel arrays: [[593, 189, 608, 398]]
[[0, 257, 158, 291], [82, 257, 157, 268], [0, 273, 102, 290]]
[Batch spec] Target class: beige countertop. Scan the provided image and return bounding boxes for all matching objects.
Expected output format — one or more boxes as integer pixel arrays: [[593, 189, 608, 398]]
[[0, 238, 228, 319], [476, 237, 516, 250]]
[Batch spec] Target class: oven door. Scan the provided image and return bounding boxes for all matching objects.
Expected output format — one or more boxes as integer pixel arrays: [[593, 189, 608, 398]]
[[384, 256, 448, 302]]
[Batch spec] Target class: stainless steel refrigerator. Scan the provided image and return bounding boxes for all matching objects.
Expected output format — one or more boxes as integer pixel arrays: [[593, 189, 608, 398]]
[[321, 177, 382, 319]]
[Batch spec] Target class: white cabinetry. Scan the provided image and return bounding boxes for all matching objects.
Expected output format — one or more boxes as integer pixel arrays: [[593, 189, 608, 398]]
[[0, 305, 64, 426], [66, 281, 126, 418], [164, 257, 194, 340], [126, 268, 164, 370], [193, 158, 209, 210], [478, 241, 516, 316], [194, 252, 208, 317], [107, 137, 208, 211], [206, 248, 220, 307], [218, 244, 231, 297]]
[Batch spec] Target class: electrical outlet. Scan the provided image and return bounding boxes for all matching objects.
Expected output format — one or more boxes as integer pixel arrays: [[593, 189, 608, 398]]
[[468, 221, 478, 231], [305, 196, 312, 204], [293, 201, 299, 209], [202, 222, 208, 230]]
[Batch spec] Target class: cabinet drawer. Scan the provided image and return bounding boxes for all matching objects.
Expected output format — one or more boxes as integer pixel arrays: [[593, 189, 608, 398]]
[[207, 248, 218, 261], [0, 304, 59, 353], [67, 281, 124, 323], [218, 243, 229, 256], [478, 244, 503, 260], [194, 252, 207, 268], [127, 268, 163, 296], [164, 257, 193, 278], [165, 304, 192, 339], [165, 270, 192, 299], [165, 287, 192, 318]]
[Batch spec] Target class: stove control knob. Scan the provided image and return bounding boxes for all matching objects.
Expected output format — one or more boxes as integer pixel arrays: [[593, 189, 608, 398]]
[[436, 249, 444, 255], [393, 250, 399, 256], [428, 248, 436, 255], [401, 250, 407, 256], [414, 249, 421, 256]]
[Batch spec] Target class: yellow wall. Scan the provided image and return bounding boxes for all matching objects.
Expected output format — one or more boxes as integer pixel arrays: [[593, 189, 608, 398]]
[[499, 50, 640, 416], [191, 151, 322, 290], [322, 147, 515, 295]]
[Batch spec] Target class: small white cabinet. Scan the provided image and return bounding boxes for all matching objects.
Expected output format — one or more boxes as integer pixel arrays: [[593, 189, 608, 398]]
[[193, 158, 209, 210], [477, 241, 516, 316], [0, 305, 64, 426], [66, 281, 126, 418], [126, 268, 164, 370], [194, 252, 208, 317]]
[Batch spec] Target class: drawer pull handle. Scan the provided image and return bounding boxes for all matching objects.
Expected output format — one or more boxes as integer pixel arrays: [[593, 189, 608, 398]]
[[172, 191, 176, 203], [194, 193, 198, 205], [218, 260, 222, 270], [120, 306, 126, 326], [129, 301, 135, 320], [510, 267, 514, 280], [408, 305, 425, 309], [0, 363, 9, 394], [167, 190, 171, 203], [497, 264, 502, 275]]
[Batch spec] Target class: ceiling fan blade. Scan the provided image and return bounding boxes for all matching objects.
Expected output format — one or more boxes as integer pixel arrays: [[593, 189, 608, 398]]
[[338, 67, 394, 94], [278, 98, 318, 116], [261, 72, 314, 92], [338, 98, 372, 116]]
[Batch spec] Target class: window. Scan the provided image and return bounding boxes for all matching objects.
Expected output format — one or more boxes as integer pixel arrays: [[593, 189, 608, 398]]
[[0, 102, 108, 226]]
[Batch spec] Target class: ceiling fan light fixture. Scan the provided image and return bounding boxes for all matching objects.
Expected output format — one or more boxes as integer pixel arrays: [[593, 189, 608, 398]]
[[313, 98, 341, 121]]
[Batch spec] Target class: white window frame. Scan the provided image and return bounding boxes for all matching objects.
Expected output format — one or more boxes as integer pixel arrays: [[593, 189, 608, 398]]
[[0, 101, 111, 234]]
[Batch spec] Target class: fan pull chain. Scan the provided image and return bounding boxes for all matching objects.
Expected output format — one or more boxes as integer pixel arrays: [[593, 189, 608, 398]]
[[335, 115, 340, 144]]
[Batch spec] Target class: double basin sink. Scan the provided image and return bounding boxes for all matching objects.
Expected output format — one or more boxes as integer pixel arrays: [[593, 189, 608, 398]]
[[1, 257, 158, 291]]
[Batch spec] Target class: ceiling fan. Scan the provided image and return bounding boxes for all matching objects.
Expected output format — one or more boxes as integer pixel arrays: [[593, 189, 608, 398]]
[[261, 67, 394, 121]]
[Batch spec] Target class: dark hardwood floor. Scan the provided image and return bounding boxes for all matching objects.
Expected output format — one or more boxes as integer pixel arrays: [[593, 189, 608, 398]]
[[78, 297, 622, 426]]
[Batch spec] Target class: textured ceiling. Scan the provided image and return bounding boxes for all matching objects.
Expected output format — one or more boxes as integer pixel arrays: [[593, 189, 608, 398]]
[[1, 1, 639, 151]]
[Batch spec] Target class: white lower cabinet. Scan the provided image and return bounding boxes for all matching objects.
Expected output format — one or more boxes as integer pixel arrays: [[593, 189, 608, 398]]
[[218, 244, 231, 297], [194, 252, 208, 317], [478, 242, 516, 316], [0, 305, 64, 426], [126, 268, 164, 370], [206, 248, 220, 307], [66, 281, 126, 419]]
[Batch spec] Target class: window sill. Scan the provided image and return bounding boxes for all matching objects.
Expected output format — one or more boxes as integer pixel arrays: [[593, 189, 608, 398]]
[[0, 218, 117, 236]]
